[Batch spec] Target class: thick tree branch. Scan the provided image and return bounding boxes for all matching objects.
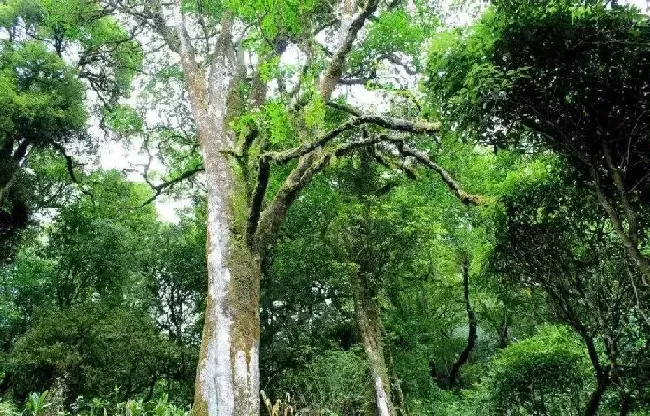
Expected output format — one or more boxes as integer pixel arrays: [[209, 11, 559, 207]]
[[326, 101, 363, 117], [253, 134, 392, 254], [246, 157, 270, 242], [105, 0, 181, 52], [264, 115, 439, 164], [319, 0, 380, 101], [207, 12, 237, 106]]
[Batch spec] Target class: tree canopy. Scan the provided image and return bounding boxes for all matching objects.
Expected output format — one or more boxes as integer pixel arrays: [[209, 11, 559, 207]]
[[1, 0, 650, 415]]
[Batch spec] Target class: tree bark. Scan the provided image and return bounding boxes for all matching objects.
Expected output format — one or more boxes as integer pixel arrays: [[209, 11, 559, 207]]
[[353, 271, 396, 416], [177, 16, 261, 414], [188, 75, 263, 416]]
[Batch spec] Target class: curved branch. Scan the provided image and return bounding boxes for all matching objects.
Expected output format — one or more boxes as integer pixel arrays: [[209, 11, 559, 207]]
[[50, 142, 98, 205], [253, 134, 394, 254], [265, 115, 439, 164], [372, 149, 417, 180], [448, 256, 477, 388], [399, 145, 483, 206]]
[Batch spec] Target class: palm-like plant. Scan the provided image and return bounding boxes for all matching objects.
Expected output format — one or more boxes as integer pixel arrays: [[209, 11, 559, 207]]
[[24, 391, 50, 416]]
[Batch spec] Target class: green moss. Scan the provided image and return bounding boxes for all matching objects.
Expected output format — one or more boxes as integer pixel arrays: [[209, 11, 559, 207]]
[[226, 236, 261, 356]]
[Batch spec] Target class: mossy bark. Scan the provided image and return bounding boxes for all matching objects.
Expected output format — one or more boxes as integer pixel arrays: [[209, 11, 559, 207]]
[[353, 271, 396, 416], [186, 51, 261, 414], [192, 144, 262, 416]]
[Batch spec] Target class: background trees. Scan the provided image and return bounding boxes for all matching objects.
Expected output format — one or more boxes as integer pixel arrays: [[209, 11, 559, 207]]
[[2, 0, 650, 415]]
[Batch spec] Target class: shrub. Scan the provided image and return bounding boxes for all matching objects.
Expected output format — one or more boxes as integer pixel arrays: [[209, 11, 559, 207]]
[[274, 349, 368, 415], [482, 325, 590, 415]]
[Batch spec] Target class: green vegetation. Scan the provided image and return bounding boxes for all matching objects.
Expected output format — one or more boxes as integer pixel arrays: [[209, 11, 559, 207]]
[[1, 0, 650, 415]]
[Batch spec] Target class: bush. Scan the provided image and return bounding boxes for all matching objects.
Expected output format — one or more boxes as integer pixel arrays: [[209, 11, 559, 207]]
[[0, 400, 19, 416], [0, 392, 189, 416], [274, 349, 368, 415], [482, 325, 590, 415]]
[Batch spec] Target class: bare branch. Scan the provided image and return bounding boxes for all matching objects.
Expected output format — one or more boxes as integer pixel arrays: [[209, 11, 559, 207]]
[[139, 165, 204, 207], [383, 53, 417, 76], [106, 0, 181, 52], [590, 165, 650, 285], [50, 142, 96, 204], [50, 142, 81, 184]]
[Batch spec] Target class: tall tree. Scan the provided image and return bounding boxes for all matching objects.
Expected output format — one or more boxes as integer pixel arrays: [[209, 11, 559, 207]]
[[100, 1, 468, 413], [427, 0, 650, 285], [0, 0, 141, 261]]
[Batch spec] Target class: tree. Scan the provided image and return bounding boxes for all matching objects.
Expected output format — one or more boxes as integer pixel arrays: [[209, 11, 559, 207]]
[[0, 0, 141, 261], [98, 1, 473, 413], [426, 0, 650, 285], [491, 166, 650, 414]]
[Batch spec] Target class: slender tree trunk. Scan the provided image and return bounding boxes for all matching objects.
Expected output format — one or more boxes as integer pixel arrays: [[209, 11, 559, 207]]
[[590, 165, 650, 285], [353, 271, 396, 416], [498, 308, 509, 349], [447, 256, 477, 388], [619, 393, 632, 416]]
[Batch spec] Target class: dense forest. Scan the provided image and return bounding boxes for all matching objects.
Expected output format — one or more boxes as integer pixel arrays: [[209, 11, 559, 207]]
[[1, 0, 650, 415]]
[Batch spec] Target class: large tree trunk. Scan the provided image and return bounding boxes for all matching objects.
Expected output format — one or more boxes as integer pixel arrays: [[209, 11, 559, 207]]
[[192, 141, 262, 416], [353, 271, 396, 416], [181, 27, 261, 411]]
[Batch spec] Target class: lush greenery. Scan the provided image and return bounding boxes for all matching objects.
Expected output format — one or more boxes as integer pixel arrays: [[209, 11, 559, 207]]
[[1, 0, 650, 415]]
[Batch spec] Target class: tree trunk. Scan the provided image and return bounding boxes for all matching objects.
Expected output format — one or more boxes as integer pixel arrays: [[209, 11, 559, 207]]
[[619, 393, 632, 416], [192, 138, 261, 416], [584, 377, 609, 416], [353, 271, 396, 416], [182, 32, 261, 411], [498, 308, 509, 349], [447, 256, 477, 388]]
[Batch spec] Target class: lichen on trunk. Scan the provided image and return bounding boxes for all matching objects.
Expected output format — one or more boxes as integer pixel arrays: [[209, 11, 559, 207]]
[[192, 159, 262, 416], [353, 271, 397, 416]]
